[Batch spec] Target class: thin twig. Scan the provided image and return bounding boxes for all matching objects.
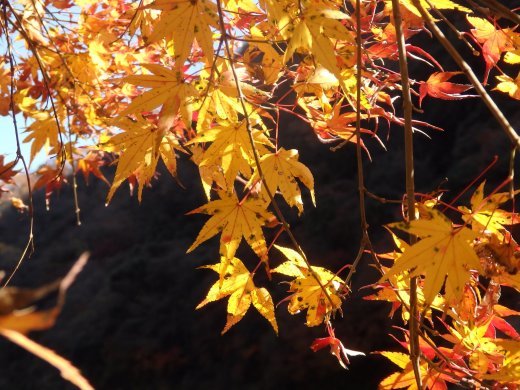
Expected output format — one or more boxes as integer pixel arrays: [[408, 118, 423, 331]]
[[7, 2, 67, 169], [1, 3, 35, 287], [473, 0, 520, 25], [344, 0, 370, 288], [65, 114, 81, 226], [391, 0, 422, 387], [214, 0, 336, 307]]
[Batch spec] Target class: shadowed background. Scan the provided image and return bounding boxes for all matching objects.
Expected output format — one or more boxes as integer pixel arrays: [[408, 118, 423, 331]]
[[0, 91, 518, 389]]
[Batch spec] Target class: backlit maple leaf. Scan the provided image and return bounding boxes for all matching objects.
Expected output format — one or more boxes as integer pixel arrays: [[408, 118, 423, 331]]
[[459, 181, 520, 239], [397, 0, 470, 18], [467, 16, 514, 83], [483, 339, 520, 384], [102, 116, 182, 202], [283, 6, 354, 96], [272, 245, 343, 327], [247, 148, 315, 215], [187, 191, 275, 261], [146, 0, 218, 67], [365, 232, 445, 321], [382, 210, 481, 305], [495, 72, 520, 100], [378, 350, 457, 389], [119, 63, 197, 128], [188, 119, 273, 189], [0, 156, 18, 183], [23, 110, 61, 162], [197, 257, 278, 334], [419, 72, 473, 106]]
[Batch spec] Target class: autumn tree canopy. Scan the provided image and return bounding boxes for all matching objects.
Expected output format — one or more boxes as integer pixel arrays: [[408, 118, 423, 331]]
[[0, 0, 519, 388]]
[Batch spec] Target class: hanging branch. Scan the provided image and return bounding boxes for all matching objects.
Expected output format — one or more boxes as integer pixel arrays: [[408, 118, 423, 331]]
[[343, 0, 370, 288], [414, 0, 519, 148], [391, 1, 422, 387], [65, 114, 81, 226], [214, 0, 336, 307], [1, 3, 35, 287]]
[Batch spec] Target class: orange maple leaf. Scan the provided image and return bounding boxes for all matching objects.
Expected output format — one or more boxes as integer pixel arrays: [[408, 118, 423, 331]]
[[419, 72, 474, 106]]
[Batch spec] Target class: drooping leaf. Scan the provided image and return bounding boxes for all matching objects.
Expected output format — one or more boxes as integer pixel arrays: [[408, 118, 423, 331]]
[[419, 72, 473, 106], [197, 257, 278, 334], [102, 116, 182, 203], [382, 210, 481, 305], [146, 0, 218, 67], [0, 156, 18, 183], [272, 245, 343, 327], [76, 151, 109, 185], [187, 191, 275, 261], [467, 16, 514, 83], [119, 63, 197, 128], [23, 111, 61, 162], [247, 148, 315, 214], [188, 118, 273, 189], [459, 181, 520, 238], [33, 165, 67, 209], [310, 326, 364, 369], [365, 232, 445, 321], [283, 6, 354, 96], [495, 72, 520, 100]]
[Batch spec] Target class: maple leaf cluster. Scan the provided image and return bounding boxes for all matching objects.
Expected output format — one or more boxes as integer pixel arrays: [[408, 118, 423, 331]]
[[0, 0, 519, 387], [370, 183, 520, 388]]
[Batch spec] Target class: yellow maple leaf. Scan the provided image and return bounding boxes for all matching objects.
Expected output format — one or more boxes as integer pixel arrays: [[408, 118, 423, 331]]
[[146, 0, 218, 67], [190, 145, 227, 200], [495, 72, 520, 100], [367, 232, 445, 321], [272, 245, 343, 327], [87, 36, 110, 71], [119, 63, 197, 128], [248, 25, 284, 85], [196, 59, 267, 126], [188, 119, 273, 188], [382, 210, 481, 306], [378, 351, 452, 389], [283, 6, 354, 96], [247, 148, 315, 215], [197, 257, 278, 334], [102, 116, 181, 203], [459, 181, 520, 238], [187, 191, 275, 261], [484, 339, 520, 384], [23, 110, 61, 162], [443, 320, 507, 378], [378, 352, 423, 389]]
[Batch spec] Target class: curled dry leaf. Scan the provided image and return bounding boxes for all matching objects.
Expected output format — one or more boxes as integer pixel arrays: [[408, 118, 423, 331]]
[[0, 252, 92, 389]]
